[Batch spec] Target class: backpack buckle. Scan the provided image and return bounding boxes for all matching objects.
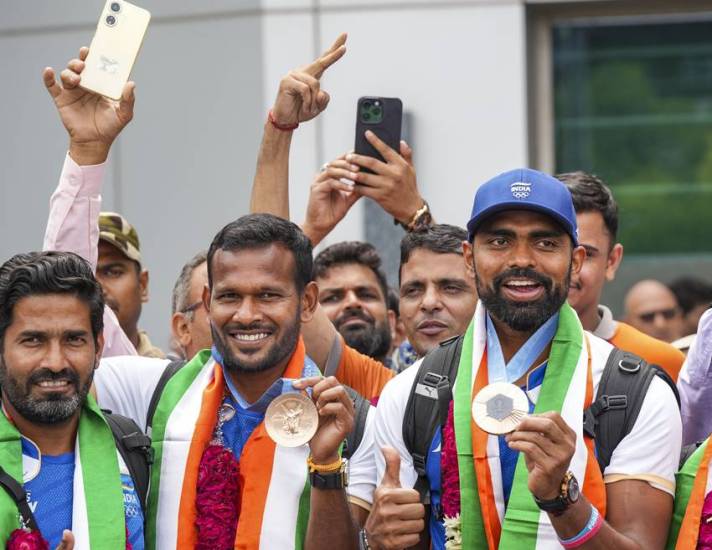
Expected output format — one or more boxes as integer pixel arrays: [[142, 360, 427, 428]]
[[582, 409, 597, 439], [618, 357, 642, 373], [602, 395, 628, 410], [412, 453, 427, 476], [415, 372, 449, 400]]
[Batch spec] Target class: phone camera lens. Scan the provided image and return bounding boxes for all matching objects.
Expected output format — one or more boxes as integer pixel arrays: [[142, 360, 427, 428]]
[[110, 2, 121, 12], [362, 101, 372, 109], [371, 106, 382, 117], [362, 112, 371, 121], [105, 14, 117, 26]]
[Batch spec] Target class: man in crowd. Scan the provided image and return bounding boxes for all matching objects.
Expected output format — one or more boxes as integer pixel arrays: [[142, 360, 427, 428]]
[[366, 168, 681, 550], [624, 279, 685, 343], [313, 242, 396, 367], [96, 212, 164, 358], [669, 276, 712, 353], [559, 171, 685, 380], [170, 251, 212, 360], [0, 252, 146, 549]]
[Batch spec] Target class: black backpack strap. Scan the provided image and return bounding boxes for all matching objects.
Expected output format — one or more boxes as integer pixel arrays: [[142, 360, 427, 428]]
[[103, 411, 153, 513], [403, 335, 464, 509], [324, 336, 343, 378], [342, 386, 371, 460], [583, 348, 665, 472], [0, 466, 38, 531], [680, 440, 705, 470], [145, 359, 186, 433]]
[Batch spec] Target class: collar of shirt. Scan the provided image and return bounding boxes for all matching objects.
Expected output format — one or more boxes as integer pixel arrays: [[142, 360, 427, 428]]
[[593, 304, 618, 341], [211, 346, 293, 415]]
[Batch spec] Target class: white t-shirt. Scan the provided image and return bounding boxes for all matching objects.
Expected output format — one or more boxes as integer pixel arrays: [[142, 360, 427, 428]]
[[374, 331, 682, 498], [94, 355, 376, 505]]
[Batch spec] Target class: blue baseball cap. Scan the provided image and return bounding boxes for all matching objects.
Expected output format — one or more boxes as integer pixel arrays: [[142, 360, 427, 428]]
[[466, 168, 578, 245]]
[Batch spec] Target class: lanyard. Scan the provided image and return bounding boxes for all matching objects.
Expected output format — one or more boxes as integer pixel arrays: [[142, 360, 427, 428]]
[[485, 312, 559, 384]]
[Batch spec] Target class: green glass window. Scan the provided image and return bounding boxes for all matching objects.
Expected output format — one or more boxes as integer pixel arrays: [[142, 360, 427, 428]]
[[553, 17, 712, 253]]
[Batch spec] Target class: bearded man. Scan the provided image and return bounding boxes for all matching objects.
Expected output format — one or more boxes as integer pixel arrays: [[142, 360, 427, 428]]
[[364, 168, 682, 550]]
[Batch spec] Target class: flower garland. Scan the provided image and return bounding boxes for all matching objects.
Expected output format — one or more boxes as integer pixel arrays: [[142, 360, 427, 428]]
[[440, 400, 462, 550], [194, 400, 241, 550], [6, 524, 134, 550]]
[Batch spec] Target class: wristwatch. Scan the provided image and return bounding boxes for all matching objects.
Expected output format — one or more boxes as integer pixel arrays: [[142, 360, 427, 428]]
[[533, 471, 580, 516], [309, 459, 349, 490]]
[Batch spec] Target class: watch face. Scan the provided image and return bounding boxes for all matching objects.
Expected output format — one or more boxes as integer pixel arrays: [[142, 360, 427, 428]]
[[567, 476, 580, 503]]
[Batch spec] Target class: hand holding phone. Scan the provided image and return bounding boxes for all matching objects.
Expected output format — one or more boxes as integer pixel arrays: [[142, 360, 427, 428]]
[[43, 46, 136, 165], [80, 1, 150, 100], [354, 97, 403, 170]]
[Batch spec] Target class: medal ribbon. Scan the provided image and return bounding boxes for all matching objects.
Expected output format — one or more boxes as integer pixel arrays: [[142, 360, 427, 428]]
[[485, 312, 559, 384], [0, 396, 126, 547], [454, 303, 603, 549]]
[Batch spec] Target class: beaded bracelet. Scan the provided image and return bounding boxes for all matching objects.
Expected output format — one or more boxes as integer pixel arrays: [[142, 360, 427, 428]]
[[559, 505, 603, 549]]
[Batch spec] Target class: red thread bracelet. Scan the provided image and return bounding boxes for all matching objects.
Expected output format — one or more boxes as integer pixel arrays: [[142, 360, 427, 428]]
[[268, 110, 299, 131]]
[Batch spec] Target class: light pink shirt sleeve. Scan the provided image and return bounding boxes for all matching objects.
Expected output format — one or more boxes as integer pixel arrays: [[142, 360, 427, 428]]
[[43, 153, 137, 358]]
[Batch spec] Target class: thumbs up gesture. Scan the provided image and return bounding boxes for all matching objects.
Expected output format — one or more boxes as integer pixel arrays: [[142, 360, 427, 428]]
[[364, 447, 426, 550]]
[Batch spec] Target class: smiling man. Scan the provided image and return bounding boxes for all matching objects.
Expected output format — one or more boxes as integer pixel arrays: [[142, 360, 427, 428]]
[[366, 168, 681, 550], [0, 251, 146, 549]]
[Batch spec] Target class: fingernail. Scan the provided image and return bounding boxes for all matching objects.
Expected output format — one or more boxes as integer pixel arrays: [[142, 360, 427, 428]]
[[349, 164, 359, 171], [346, 154, 354, 161], [349, 172, 358, 180], [365, 130, 373, 137], [340, 178, 354, 187]]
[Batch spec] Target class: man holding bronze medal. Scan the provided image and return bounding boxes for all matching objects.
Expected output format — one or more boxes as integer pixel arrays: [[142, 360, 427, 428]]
[[366, 169, 682, 550]]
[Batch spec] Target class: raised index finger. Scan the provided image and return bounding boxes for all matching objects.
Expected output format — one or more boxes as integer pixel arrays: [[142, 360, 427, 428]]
[[306, 33, 347, 78]]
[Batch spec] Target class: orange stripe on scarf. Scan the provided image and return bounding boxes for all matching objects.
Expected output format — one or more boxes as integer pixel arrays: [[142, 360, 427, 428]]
[[471, 351, 502, 550], [235, 339, 307, 549], [176, 338, 308, 550], [676, 440, 712, 549], [582, 337, 606, 517], [176, 362, 225, 548]]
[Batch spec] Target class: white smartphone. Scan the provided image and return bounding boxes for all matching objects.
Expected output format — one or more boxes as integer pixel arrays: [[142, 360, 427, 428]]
[[80, 0, 151, 100]]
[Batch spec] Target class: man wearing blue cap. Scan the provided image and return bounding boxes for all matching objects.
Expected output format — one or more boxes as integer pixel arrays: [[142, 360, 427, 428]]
[[364, 168, 681, 550]]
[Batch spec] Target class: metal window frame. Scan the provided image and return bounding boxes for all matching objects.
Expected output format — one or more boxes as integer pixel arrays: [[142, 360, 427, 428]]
[[526, 0, 712, 173]]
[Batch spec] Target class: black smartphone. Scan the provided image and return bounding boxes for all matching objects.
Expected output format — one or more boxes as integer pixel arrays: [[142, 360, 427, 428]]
[[354, 96, 403, 173]]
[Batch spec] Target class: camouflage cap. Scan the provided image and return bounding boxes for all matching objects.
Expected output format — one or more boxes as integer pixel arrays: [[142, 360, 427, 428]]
[[98, 211, 142, 266]]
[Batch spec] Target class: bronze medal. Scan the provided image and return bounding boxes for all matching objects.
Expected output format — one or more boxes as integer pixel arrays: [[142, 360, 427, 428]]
[[265, 392, 319, 447], [472, 382, 529, 435]]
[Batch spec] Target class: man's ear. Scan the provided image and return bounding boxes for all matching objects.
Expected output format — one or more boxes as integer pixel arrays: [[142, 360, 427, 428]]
[[463, 241, 476, 277], [300, 281, 319, 323], [387, 309, 397, 341], [571, 245, 586, 276], [605, 243, 624, 282], [202, 284, 211, 313], [139, 270, 149, 304], [95, 332, 105, 366], [171, 312, 191, 351]]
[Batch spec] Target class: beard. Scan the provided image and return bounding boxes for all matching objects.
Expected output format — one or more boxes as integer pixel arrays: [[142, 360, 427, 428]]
[[334, 309, 392, 361], [211, 312, 301, 375], [475, 265, 570, 333], [0, 361, 92, 425]]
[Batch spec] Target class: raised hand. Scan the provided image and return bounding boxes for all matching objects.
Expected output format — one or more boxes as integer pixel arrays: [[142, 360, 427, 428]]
[[506, 412, 576, 500], [55, 529, 75, 550], [43, 47, 135, 164], [301, 156, 362, 245], [365, 447, 425, 550], [293, 376, 354, 464], [271, 34, 347, 127], [346, 132, 427, 226]]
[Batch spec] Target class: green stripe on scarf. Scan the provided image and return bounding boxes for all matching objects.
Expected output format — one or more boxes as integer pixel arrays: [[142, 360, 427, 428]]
[[0, 395, 125, 547], [454, 303, 583, 549], [453, 321, 488, 548], [146, 349, 212, 550], [666, 439, 709, 549], [294, 479, 311, 549]]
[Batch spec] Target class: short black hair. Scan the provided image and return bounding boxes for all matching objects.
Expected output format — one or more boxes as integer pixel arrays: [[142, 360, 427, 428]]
[[0, 251, 105, 347], [399, 224, 467, 281], [668, 277, 712, 314], [313, 241, 388, 301], [207, 214, 313, 292], [387, 287, 400, 317], [557, 171, 618, 243]]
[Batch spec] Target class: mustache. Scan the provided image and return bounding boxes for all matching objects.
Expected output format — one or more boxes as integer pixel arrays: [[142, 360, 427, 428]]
[[492, 267, 553, 293], [334, 308, 374, 329], [27, 368, 79, 387]]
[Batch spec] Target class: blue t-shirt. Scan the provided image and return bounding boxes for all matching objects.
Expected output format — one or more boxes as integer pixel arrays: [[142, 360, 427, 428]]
[[425, 362, 548, 548], [21, 438, 145, 549]]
